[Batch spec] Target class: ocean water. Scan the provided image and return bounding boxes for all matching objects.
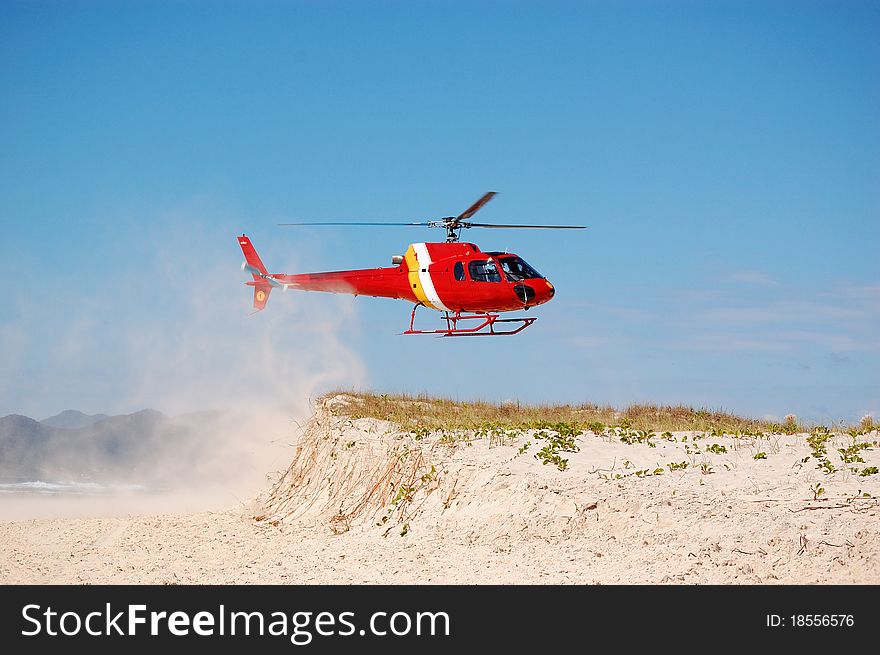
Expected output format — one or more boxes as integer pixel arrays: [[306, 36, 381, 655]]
[[0, 480, 148, 496], [0, 480, 192, 521], [0, 479, 249, 521]]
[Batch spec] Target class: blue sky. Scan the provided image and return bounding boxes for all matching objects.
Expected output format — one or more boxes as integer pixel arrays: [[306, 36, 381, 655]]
[[1, 1, 878, 424]]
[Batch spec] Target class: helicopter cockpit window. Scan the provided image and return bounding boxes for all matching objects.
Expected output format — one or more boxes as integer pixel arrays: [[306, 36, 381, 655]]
[[468, 260, 502, 282], [499, 257, 543, 281], [454, 261, 466, 281]]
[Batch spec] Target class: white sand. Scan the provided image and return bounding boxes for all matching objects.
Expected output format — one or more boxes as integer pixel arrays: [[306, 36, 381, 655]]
[[2, 397, 878, 584]]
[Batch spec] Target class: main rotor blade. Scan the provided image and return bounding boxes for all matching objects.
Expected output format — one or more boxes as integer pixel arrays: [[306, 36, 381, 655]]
[[463, 223, 588, 229], [457, 192, 497, 220], [277, 221, 431, 227]]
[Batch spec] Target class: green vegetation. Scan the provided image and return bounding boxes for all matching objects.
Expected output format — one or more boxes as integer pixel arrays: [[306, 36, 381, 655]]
[[811, 427, 878, 475], [807, 427, 836, 473], [586, 421, 606, 434], [617, 427, 656, 447], [533, 429, 579, 471], [838, 441, 873, 465], [324, 391, 804, 434], [322, 392, 880, 480], [818, 459, 837, 474]]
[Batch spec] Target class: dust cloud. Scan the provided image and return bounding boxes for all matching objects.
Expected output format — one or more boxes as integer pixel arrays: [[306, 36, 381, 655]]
[[0, 207, 366, 520]]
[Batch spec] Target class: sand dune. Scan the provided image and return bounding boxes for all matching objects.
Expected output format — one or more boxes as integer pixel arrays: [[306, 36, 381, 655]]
[[2, 395, 878, 584]]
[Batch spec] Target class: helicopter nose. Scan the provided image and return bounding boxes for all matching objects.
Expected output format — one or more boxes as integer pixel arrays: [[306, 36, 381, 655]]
[[514, 280, 555, 306], [513, 284, 536, 304]]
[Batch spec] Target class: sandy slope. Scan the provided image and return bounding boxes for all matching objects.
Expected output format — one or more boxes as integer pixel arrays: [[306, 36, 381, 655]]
[[2, 398, 878, 584]]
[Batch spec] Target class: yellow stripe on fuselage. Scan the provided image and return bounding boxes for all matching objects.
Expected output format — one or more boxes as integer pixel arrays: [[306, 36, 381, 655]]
[[404, 244, 438, 310]]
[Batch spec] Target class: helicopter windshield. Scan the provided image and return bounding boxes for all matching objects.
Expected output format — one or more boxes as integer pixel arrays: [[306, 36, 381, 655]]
[[498, 256, 543, 281]]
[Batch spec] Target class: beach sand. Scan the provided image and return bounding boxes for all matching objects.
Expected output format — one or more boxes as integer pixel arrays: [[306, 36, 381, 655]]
[[2, 400, 878, 584]]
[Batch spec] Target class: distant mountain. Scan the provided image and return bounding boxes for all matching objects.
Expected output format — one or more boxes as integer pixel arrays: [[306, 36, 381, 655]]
[[0, 408, 240, 485], [0, 415, 52, 478], [40, 409, 109, 429]]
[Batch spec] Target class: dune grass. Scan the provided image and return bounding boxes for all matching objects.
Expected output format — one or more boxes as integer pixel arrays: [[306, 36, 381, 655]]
[[321, 390, 833, 435]]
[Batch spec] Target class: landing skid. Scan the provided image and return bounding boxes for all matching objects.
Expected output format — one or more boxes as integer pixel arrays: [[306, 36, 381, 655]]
[[403, 305, 536, 337]]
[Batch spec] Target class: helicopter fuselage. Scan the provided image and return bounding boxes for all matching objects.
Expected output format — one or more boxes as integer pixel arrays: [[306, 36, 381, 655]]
[[241, 238, 555, 314]]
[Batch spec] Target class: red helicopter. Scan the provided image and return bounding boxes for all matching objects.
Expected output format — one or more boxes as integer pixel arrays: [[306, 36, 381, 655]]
[[237, 192, 586, 336]]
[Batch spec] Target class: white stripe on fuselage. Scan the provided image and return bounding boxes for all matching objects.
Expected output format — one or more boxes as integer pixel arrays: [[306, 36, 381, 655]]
[[412, 243, 450, 312]]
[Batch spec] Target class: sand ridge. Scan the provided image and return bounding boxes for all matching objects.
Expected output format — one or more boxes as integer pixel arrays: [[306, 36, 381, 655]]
[[2, 398, 878, 584]]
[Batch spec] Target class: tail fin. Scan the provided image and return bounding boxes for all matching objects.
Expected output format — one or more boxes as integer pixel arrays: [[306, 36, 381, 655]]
[[237, 234, 272, 312], [238, 234, 268, 275]]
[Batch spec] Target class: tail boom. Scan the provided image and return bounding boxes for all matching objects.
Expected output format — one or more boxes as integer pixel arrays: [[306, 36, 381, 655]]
[[237, 234, 417, 312]]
